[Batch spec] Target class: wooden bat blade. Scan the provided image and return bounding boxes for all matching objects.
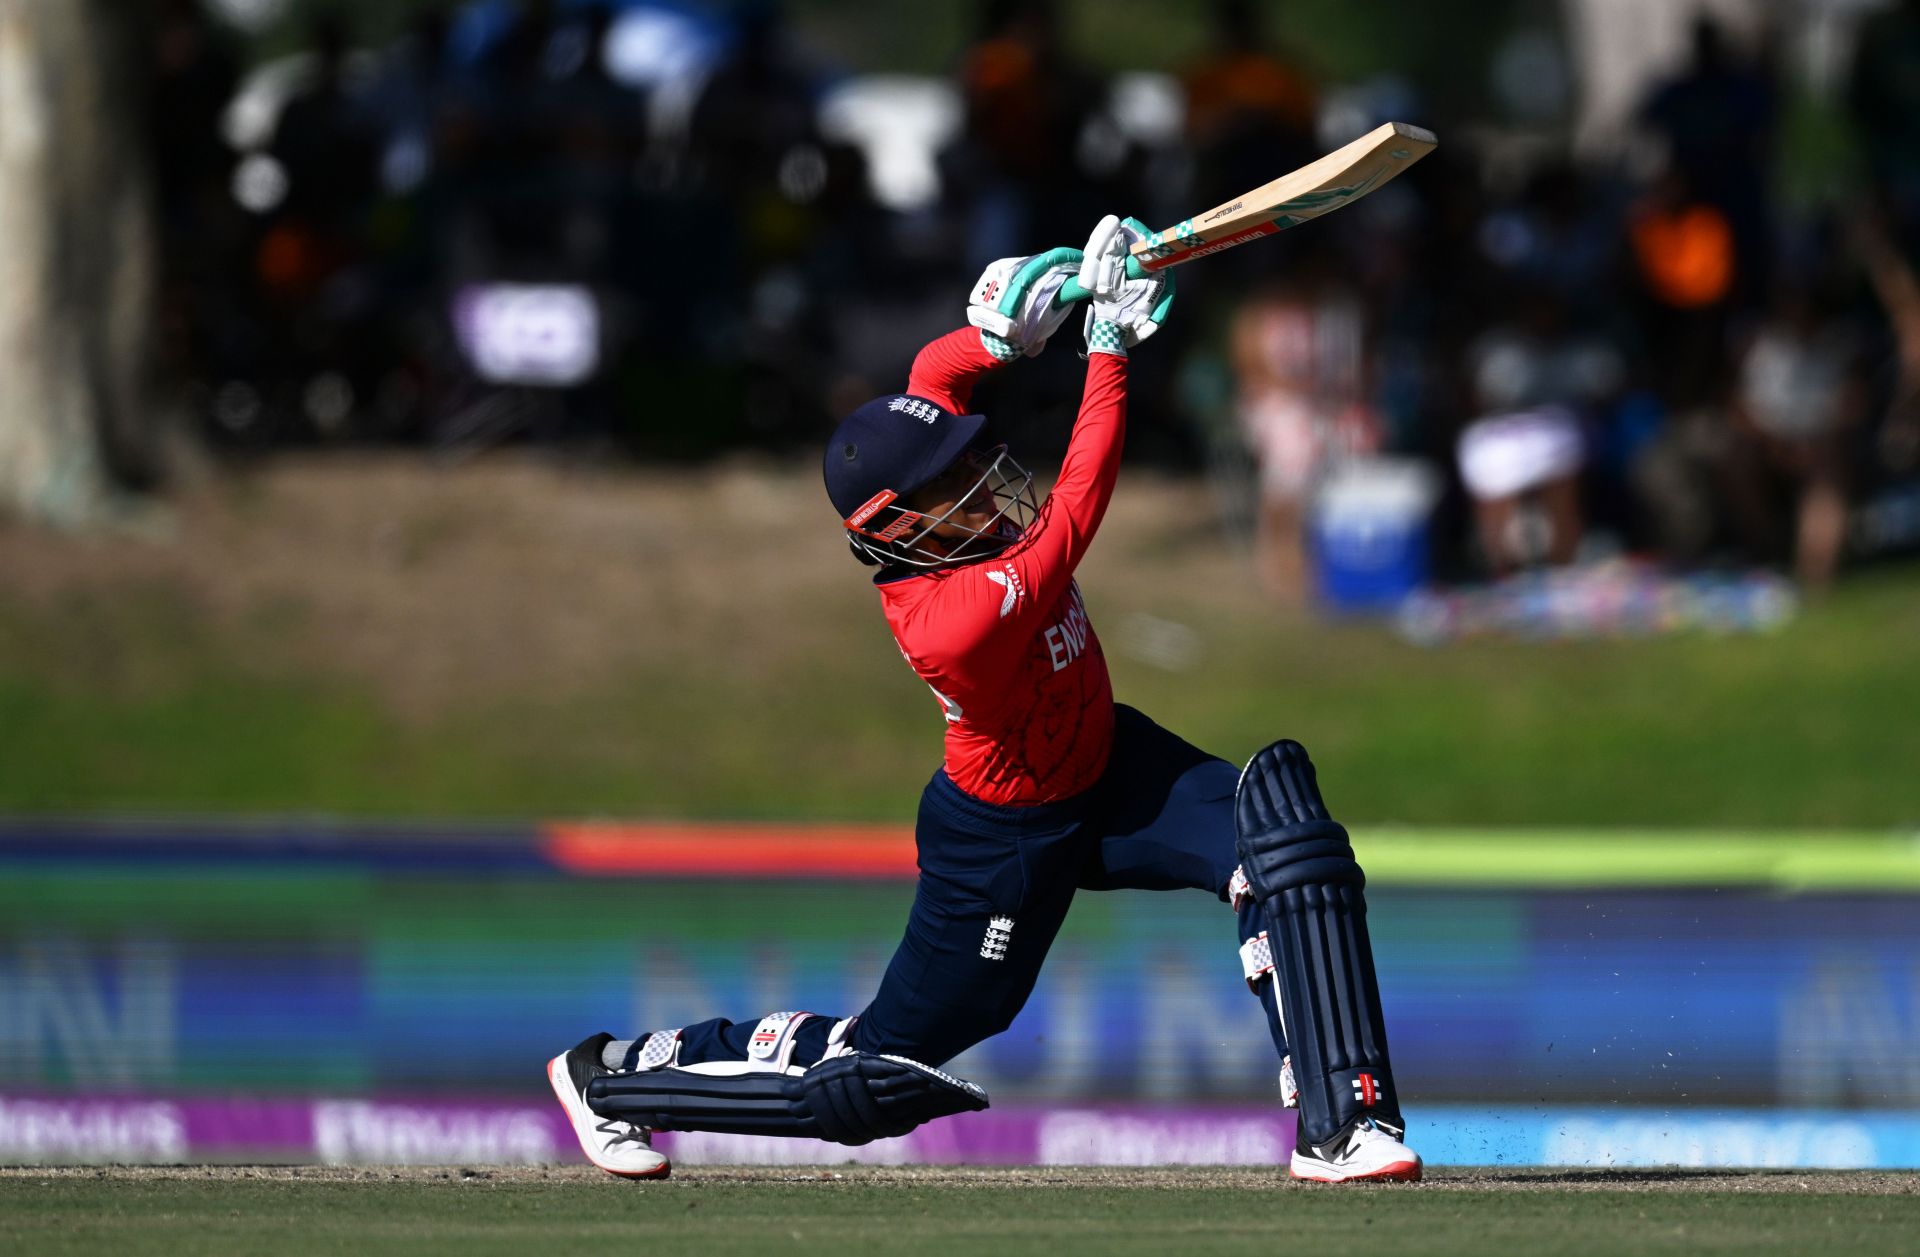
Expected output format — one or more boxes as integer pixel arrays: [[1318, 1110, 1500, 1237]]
[[1133, 121, 1436, 271]]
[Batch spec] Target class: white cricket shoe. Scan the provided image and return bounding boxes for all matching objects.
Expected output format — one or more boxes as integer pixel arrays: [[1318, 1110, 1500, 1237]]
[[1290, 1118, 1422, 1183], [547, 1032, 672, 1179]]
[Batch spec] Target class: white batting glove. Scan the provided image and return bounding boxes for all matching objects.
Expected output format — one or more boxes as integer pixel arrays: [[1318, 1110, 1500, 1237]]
[[966, 246, 1084, 360], [1077, 215, 1128, 301], [1080, 215, 1174, 352]]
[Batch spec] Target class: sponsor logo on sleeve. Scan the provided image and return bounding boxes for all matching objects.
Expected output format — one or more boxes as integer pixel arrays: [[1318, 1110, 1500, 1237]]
[[984, 563, 1024, 617]]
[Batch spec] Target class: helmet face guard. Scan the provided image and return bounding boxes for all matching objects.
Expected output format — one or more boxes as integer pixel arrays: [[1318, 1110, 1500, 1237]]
[[843, 446, 1039, 568]]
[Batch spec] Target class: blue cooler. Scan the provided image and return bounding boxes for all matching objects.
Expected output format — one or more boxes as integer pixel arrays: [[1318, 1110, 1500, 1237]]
[[1307, 459, 1440, 614]]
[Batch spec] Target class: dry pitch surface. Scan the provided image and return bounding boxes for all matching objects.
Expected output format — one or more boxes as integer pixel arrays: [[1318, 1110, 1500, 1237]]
[[3, 1166, 1918, 1257]]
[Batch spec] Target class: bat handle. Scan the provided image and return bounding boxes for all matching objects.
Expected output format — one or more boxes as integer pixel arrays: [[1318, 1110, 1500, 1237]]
[[1049, 254, 1152, 308]]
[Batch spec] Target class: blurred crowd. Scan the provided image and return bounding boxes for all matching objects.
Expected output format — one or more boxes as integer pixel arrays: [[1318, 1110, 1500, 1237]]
[[147, 0, 1920, 595]]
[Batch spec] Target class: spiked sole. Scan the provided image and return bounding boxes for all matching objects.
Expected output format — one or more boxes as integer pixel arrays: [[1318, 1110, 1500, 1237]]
[[1289, 1153, 1423, 1183]]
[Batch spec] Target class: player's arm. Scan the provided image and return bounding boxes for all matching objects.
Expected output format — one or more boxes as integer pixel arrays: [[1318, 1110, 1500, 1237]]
[[904, 248, 1089, 412], [984, 333, 1129, 620], [903, 328, 1013, 415], [991, 216, 1173, 610], [926, 218, 1173, 656]]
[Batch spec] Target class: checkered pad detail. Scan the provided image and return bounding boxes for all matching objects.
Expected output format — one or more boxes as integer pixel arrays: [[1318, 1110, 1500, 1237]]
[[980, 331, 1022, 362], [637, 1029, 681, 1071], [1228, 865, 1253, 910], [1239, 931, 1275, 987], [1086, 319, 1128, 356]]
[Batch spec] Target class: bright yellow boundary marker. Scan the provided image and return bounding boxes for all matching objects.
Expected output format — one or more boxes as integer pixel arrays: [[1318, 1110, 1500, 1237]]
[[1354, 829, 1920, 891]]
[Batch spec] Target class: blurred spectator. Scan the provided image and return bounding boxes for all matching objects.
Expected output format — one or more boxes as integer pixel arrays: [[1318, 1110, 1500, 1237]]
[[1456, 409, 1584, 576], [241, 14, 390, 441], [688, 1, 818, 205], [945, 0, 1104, 266], [1229, 263, 1381, 601], [1635, 14, 1776, 303], [1852, 211, 1920, 483], [271, 16, 381, 243], [1629, 165, 1735, 410], [150, 0, 241, 236], [362, 10, 457, 322], [1847, 0, 1920, 251], [687, 3, 896, 443], [365, 8, 454, 201], [124, 1, 1920, 596], [1453, 294, 1610, 575], [148, 0, 244, 390], [1475, 163, 1622, 316], [1181, 0, 1317, 216], [1721, 284, 1866, 592]]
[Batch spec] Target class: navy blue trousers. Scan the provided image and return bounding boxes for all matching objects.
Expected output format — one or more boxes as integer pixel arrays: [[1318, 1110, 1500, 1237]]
[[672, 705, 1288, 1070]]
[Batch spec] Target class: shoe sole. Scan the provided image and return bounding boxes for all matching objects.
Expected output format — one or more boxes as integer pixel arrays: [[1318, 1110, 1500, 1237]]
[[546, 1053, 672, 1179], [1289, 1156, 1423, 1183]]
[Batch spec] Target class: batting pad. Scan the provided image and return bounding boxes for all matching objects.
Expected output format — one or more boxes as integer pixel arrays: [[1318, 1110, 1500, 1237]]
[[586, 1052, 989, 1146], [1234, 739, 1405, 1149]]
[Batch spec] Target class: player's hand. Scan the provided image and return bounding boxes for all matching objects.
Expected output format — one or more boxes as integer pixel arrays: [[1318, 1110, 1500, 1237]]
[[965, 247, 1084, 359], [1079, 216, 1174, 354]]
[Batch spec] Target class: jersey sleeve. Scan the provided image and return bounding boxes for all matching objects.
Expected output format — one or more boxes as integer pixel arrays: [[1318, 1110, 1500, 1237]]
[[999, 352, 1127, 608], [905, 327, 1012, 413], [909, 352, 1129, 682]]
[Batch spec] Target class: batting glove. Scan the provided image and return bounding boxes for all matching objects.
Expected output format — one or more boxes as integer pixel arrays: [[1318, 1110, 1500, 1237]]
[[1079, 215, 1174, 351], [966, 247, 1085, 361]]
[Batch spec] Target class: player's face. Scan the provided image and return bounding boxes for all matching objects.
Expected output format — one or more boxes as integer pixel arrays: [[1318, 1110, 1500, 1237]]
[[854, 444, 1037, 568], [909, 451, 1001, 540]]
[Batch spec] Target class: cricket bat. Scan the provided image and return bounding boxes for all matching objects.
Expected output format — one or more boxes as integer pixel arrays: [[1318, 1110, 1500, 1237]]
[[1057, 121, 1436, 302]]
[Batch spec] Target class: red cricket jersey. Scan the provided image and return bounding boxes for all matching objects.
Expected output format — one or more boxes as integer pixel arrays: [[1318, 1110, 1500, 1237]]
[[876, 328, 1126, 805]]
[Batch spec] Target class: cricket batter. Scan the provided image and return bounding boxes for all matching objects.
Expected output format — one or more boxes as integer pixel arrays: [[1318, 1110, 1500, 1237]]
[[549, 217, 1421, 1183]]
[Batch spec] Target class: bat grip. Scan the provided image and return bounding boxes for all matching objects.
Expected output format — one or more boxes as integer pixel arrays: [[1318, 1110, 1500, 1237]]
[[1050, 254, 1151, 308]]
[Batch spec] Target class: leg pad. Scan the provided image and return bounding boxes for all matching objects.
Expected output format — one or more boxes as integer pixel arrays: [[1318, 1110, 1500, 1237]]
[[1235, 739, 1403, 1148], [587, 1052, 989, 1146]]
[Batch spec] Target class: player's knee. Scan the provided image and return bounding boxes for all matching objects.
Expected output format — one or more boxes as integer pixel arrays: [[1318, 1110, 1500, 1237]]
[[908, 1020, 1004, 1069], [976, 1005, 1022, 1044], [1234, 739, 1363, 900]]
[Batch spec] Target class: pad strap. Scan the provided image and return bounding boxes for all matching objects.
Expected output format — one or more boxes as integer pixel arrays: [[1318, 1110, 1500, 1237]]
[[746, 1011, 814, 1072], [1228, 864, 1254, 911], [1238, 931, 1275, 989], [822, 1016, 859, 1060], [634, 1029, 682, 1071]]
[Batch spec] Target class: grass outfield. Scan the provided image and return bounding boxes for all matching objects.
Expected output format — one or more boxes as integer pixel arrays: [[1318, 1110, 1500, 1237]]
[[2, 459, 1917, 825], [2, 1167, 1917, 1257]]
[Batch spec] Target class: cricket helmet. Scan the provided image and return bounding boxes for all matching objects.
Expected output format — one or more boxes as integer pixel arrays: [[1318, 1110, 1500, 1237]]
[[824, 394, 1038, 568]]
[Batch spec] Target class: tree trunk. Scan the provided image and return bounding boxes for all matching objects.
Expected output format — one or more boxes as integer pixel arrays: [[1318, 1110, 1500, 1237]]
[[0, 0, 157, 527]]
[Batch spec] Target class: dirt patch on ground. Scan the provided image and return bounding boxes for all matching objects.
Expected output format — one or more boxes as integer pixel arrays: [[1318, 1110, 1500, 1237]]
[[5, 1164, 1916, 1194], [0, 453, 1259, 716]]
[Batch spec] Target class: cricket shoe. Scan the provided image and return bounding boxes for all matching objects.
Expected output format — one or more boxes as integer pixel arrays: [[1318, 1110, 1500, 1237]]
[[547, 1032, 671, 1179], [1289, 1118, 1422, 1183]]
